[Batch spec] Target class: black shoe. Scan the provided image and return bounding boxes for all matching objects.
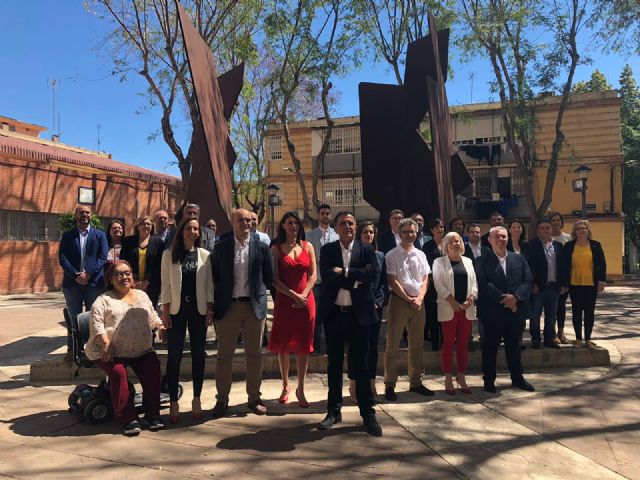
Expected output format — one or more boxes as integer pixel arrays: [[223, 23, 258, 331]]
[[468, 341, 476, 352], [211, 401, 228, 418], [544, 341, 561, 349], [409, 384, 435, 396], [431, 343, 441, 351], [483, 383, 497, 393], [384, 386, 397, 401], [520, 344, 527, 350], [143, 415, 164, 431], [512, 378, 535, 392], [531, 341, 541, 349], [123, 419, 142, 436], [363, 416, 383, 437], [317, 413, 342, 430]]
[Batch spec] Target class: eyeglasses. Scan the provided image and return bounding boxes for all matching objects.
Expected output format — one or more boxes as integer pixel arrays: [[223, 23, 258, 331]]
[[113, 270, 132, 279], [400, 230, 416, 235]]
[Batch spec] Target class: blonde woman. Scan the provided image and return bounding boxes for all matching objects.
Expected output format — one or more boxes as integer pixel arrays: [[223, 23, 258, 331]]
[[432, 232, 478, 395]]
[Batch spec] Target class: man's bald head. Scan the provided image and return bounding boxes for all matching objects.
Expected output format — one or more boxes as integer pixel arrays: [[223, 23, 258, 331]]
[[232, 209, 252, 239]]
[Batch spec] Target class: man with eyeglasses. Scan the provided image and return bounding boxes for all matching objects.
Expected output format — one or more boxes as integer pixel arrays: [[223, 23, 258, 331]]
[[205, 219, 221, 243], [167, 204, 216, 253], [59, 204, 109, 362], [154, 210, 172, 247], [384, 217, 434, 401]]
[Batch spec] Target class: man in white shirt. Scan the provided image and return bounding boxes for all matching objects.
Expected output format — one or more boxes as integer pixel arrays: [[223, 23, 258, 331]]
[[306, 203, 339, 353], [384, 218, 434, 400]]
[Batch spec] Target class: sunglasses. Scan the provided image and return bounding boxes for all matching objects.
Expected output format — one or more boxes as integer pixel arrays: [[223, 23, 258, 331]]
[[113, 270, 133, 279]]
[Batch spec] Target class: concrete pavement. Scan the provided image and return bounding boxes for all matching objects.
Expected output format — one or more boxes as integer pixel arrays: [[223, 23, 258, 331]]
[[1, 285, 639, 479]]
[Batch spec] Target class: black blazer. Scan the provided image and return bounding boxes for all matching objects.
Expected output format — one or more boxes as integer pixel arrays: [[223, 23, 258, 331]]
[[421, 239, 442, 269], [121, 235, 165, 305], [526, 237, 567, 289], [564, 239, 606, 286], [464, 242, 491, 263], [507, 239, 528, 257], [378, 230, 398, 255], [475, 250, 533, 321], [319, 240, 379, 326], [211, 234, 273, 320]]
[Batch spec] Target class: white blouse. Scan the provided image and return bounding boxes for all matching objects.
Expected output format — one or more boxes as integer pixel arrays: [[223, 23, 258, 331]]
[[86, 289, 162, 361]]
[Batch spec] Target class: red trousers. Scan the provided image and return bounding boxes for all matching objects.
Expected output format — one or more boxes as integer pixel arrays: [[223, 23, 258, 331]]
[[95, 351, 161, 425], [440, 311, 473, 374]]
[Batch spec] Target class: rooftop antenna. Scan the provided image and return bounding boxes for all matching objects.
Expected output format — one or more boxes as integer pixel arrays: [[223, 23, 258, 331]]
[[97, 123, 101, 151], [469, 72, 474, 104], [47, 78, 59, 135]]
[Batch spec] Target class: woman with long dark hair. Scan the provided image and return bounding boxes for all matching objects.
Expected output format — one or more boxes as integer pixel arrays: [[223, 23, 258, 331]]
[[348, 221, 388, 402], [160, 217, 214, 422], [507, 219, 527, 255], [268, 211, 316, 407]]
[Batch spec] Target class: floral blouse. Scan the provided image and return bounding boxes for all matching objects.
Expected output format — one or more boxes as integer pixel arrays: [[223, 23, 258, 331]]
[[86, 289, 162, 361]]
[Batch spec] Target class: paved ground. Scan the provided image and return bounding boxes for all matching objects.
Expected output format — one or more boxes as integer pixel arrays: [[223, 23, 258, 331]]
[[0, 285, 639, 479]]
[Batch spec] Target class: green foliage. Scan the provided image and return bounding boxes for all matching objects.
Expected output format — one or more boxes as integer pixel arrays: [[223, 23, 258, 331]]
[[572, 69, 613, 93], [620, 65, 640, 252], [59, 212, 104, 233], [590, 0, 640, 55]]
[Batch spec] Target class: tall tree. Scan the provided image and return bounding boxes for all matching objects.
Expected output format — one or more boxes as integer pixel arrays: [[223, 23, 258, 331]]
[[354, 0, 455, 86], [264, 0, 360, 224], [90, 0, 261, 195], [457, 0, 587, 230], [572, 69, 612, 93], [591, 0, 640, 55], [620, 65, 640, 256]]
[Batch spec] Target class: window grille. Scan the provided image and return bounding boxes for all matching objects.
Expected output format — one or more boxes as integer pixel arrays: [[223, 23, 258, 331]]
[[469, 168, 493, 198], [321, 126, 361, 154], [267, 135, 282, 161], [322, 177, 366, 207], [510, 167, 527, 196], [0, 209, 61, 241]]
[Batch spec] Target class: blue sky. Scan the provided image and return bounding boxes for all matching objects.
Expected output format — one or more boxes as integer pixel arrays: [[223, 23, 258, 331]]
[[2, 2, 638, 179]]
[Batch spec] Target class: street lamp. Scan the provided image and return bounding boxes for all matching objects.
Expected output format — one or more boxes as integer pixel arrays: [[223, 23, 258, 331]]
[[267, 183, 281, 237], [572, 165, 593, 219]]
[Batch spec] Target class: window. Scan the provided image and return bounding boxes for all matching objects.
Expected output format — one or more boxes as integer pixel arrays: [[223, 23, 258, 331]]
[[322, 177, 366, 207], [0, 210, 61, 241], [468, 168, 493, 198], [321, 126, 361, 154], [267, 135, 282, 161], [510, 167, 527, 196]]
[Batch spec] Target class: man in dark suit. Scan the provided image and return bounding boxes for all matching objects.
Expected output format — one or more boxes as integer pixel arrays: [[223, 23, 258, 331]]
[[464, 223, 490, 348], [526, 218, 567, 349], [317, 211, 382, 437], [58, 205, 109, 362], [481, 211, 504, 247], [475, 226, 534, 393], [210, 208, 273, 417], [378, 209, 404, 255], [166, 203, 216, 252]]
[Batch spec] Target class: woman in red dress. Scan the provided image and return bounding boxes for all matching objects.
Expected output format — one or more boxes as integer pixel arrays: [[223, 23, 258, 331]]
[[268, 211, 317, 408]]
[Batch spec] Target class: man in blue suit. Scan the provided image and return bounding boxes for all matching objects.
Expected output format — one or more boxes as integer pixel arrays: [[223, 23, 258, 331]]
[[316, 211, 382, 437], [475, 226, 535, 393], [58, 205, 108, 362], [210, 208, 273, 418]]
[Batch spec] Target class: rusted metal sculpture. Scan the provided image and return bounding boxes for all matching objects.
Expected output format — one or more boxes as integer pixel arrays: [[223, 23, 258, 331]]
[[176, 1, 244, 232], [359, 14, 471, 225]]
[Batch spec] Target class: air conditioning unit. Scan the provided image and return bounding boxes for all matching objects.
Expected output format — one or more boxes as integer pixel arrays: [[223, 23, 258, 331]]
[[604, 201, 612, 213]]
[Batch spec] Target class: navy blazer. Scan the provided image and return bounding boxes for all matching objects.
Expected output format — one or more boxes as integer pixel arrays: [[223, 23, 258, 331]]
[[319, 239, 379, 326], [211, 233, 273, 320], [378, 230, 398, 255], [526, 237, 567, 290], [564, 239, 607, 286], [464, 242, 491, 263], [59, 227, 109, 289], [475, 250, 532, 321], [121, 234, 165, 305]]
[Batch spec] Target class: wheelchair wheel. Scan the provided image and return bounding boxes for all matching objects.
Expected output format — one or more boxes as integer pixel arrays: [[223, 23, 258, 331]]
[[83, 398, 114, 425]]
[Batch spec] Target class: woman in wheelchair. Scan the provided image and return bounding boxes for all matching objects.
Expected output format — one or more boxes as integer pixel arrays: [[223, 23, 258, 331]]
[[85, 260, 166, 436]]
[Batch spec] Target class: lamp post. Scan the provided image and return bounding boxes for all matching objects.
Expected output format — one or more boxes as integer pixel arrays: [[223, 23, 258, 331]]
[[572, 165, 593, 219], [267, 183, 281, 237]]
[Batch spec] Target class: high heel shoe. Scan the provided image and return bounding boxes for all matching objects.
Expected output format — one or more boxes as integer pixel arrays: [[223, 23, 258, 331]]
[[444, 377, 456, 396], [191, 398, 203, 420], [349, 380, 357, 403], [278, 385, 290, 404], [456, 376, 472, 394], [169, 401, 180, 424], [295, 388, 309, 408]]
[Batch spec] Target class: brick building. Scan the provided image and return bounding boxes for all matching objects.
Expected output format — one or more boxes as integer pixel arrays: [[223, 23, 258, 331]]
[[0, 115, 182, 294]]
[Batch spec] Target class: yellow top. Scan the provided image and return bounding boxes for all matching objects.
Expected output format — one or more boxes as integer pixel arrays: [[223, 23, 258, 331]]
[[138, 246, 147, 281], [571, 244, 594, 286]]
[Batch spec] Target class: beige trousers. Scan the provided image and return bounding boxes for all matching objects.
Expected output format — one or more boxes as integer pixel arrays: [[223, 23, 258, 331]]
[[384, 294, 425, 388], [215, 301, 265, 403]]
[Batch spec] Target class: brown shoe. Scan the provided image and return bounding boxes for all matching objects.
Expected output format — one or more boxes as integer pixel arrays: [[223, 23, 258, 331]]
[[248, 399, 267, 415], [585, 340, 598, 350], [573, 339, 583, 348]]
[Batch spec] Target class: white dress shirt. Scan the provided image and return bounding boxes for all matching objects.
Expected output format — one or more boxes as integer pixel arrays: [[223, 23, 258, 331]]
[[496, 251, 508, 276], [385, 245, 430, 297], [232, 235, 250, 298], [78, 226, 90, 272], [543, 240, 557, 282], [335, 240, 354, 306], [469, 241, 482, 259]]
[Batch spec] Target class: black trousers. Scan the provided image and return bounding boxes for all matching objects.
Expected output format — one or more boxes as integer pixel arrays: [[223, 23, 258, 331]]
[[325, 306, 375, 419], [556, 291, 569, 330], [166, 300, 208, 401], [569, 285, 598, 341], [424, 285, 440, 345], [348, 308, 382, 381], [482, 309, 525, 385]]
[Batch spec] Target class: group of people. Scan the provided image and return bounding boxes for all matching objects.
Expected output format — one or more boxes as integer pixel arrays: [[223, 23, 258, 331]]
[[58, 202, 606, 438]]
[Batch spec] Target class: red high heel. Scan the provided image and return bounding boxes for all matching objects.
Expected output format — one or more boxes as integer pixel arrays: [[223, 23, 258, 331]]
[[278, 386, 290, 404], [456, 376, 472, 394], [169, 401, 180, 423], [191, 398, 203, 420], [295, 388, 309, 408], [444, 377, 456, 396]]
